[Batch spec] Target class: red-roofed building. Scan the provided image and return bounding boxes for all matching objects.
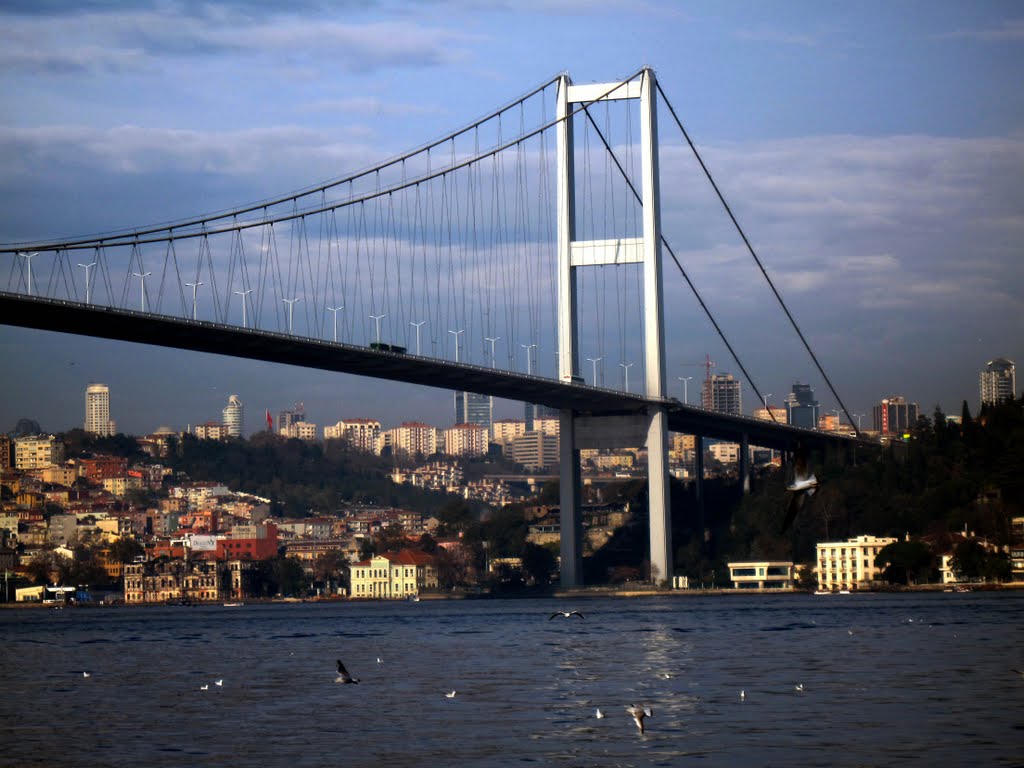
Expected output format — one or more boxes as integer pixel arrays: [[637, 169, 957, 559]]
[[349, 549, 437, 599]]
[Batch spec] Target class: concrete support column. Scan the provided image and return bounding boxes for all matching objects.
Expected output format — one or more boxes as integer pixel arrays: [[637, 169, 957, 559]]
[[558, 408, 583, 588], [647, 407, 671, 585], [694, 434, 705, 537], [740, 432, 750, 495]]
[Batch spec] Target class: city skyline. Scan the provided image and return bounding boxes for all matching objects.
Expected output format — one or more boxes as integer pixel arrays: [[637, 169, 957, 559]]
[[1, 2, 1022, 434]]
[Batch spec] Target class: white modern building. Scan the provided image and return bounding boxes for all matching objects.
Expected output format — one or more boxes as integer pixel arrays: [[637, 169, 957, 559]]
[[816, 534, 897, 592], [222, 395, 243, 437], [728, 561, 794, 590], [85, 383, 113, 436]]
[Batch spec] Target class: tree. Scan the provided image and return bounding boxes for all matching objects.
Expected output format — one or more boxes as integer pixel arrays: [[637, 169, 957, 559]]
[[107, 537, 144, 564], [272, 556, 307, 597], [950, 540, 1011, 582], [375, 523, 408, 554], [521, 542, 556, 586], [875, 540, 936, 585]]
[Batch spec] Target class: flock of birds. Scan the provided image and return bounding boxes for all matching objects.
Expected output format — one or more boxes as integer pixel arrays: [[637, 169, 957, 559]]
[[330, 609, 810, 737]]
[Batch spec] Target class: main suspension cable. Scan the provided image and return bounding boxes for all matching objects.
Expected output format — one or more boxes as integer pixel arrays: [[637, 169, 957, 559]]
[[655, 81, 858, 436]]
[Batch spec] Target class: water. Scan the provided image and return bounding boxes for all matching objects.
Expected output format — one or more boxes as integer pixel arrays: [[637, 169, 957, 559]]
[[1, 592, 1022, 767]]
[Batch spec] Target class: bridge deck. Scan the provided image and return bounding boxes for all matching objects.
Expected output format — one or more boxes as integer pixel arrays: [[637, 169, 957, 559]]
[[1, 292, 868, 451]]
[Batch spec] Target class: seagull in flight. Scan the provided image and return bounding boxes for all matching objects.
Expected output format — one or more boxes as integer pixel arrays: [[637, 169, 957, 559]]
[[214, 679, 223, 687], [335, 659, 359, 684], [445, 690, 457, 698], [626, 705, 652, 735], [549, 610, 585, 620], [82, 672, 91, 678], [595, 708, 605, 719], [781, 443, 818, 533], [740, 690, 745, 701], [200, 684, 209, 691], [795, 684, 804, 692]]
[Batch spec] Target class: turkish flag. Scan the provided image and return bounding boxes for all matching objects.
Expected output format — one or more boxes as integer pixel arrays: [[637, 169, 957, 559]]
[[266, 409, 273, 431]]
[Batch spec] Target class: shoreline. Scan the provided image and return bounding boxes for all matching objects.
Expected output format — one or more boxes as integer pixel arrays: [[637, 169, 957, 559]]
[[3, 581, 1021, 608]]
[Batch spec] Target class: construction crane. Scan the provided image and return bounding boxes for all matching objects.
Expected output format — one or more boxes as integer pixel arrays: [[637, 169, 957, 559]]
[[678, 355, 716, 406]]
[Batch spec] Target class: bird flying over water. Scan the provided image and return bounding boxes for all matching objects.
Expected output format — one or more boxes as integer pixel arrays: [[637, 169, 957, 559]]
[[82, 672, 91, 678], [595, 708, 604, 719], [626, 705, 652, 735], [215, 679, 223, 687], [335, 659, 359, 684], [781, 443, 818, 533], [445, 690, 456, 698], [549, 610, 585, 620]]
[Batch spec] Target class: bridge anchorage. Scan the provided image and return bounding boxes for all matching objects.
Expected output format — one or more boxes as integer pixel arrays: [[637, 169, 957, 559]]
[[1, 67, 870, 589]]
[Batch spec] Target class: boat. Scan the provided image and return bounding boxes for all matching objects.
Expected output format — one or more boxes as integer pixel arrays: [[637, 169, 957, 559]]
[[223, 602, 245, 607], [838, 590, 851, 595], [406, 595, 420, 602]]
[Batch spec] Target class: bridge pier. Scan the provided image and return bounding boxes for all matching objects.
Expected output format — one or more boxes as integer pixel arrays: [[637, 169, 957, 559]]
[[558, 408, 583, 587], [740, 432, 750, 495], [647, 407, 672, 584], [694, 434, 705, 538]]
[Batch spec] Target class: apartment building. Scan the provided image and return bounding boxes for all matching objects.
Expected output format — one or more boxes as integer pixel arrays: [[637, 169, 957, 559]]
[[816, 535, 897, 592]]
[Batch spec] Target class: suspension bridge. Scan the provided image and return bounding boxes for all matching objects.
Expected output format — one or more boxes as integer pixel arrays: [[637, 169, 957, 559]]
[[1, 67, 870, 586]]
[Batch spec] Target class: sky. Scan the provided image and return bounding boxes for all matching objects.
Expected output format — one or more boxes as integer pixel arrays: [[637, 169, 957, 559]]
[[1, 0, 1022, 437]]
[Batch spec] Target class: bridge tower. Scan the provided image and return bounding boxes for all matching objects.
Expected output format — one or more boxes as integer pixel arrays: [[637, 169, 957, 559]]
[[556, 68, 672, 586]]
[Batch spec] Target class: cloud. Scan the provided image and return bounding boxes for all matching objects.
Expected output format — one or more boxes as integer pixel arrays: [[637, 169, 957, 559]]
[[298, 97, 445, 118], [934, 18, 1024, 42], [0, 5, 477, 76], [734, 27, 819, 47]]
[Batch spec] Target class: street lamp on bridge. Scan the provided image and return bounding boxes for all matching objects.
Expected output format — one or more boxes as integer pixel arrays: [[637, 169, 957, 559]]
[[484, 336, 501, 368], [448, 329, 465, 362], [235, 289, 253, 329], [520, 343, 537, 375], [19, 252, 38, 296], [77, 261, 96, 305], [678, 376, 693, 404], [184, 281, 203, 320], [410, 320, 427, 355], [133, 271, 151, 312], [326, 305, 344, 341], [587, 356, 603, 386], [369, 314, 386, 345], [282, 297, 302, 335], [620, 362, 634, 393]]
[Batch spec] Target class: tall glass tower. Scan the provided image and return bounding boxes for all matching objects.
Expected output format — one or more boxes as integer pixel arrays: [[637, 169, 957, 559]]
[[785, 383, 819, 429], [456, 391, 492, 428]]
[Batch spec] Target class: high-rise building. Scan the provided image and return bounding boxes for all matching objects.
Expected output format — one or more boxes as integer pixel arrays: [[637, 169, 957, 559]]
[[443, 423, 489, 457], [278, 403, 305, 435], [85, 383, 113, 436], [980, 358, 1016, 406], [222, 395, 243, 437], [525, 403, 559, 431], [703, 373, 741, 415], [872, 396, 919, 435], [785, 383, 819, 429], [455, 392, 493, 429], [324, 419, 381, 452]]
